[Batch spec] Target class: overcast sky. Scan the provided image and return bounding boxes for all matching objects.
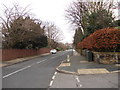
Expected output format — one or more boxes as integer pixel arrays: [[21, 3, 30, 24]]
[[0, 0, 75, 43]]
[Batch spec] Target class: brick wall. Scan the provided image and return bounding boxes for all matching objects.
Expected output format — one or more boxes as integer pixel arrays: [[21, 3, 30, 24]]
[[1, 48, 51, 61], [2, 49, 37, 61], [0, 49, 2, 61], [37, 48, 51, 55]]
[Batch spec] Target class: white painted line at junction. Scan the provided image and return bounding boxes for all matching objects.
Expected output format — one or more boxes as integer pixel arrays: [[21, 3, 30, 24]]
[[75, 76, 82, 87], [52, 75, 55, 80], [54, 72, 57, 75], [49, 71, 57, 87], [3, 66, 31, 79], [49, 80, 53, 87], [79, 84, 82, 87], [76, 77, 80, 82]]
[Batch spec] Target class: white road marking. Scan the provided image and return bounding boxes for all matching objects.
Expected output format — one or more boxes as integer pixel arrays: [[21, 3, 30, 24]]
[[54, 72, 57, 75], [3, 59, 48, 78], [48, 71, 57, 87], [52, 75, 55, 80], [49, 80, 53, 86], [36, 62, 40, 64], [76, 77, 80, 82], [3, 66, 31, 79], [36, 59, 47, 64], [80, 84, 82, 87], [75, 76, 82, 87]]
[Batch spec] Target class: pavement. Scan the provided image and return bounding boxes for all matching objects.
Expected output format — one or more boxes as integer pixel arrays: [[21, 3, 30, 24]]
[[0, 53, 50, 67], [56, 51, 120, 75]]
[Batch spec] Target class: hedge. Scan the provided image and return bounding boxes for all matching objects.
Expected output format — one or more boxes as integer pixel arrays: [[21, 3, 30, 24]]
[[77, 28, 120, 52]]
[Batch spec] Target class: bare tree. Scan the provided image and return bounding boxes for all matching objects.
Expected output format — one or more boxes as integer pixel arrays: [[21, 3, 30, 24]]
[[1, 3, 31, 31], [56, 43, 67, 50], [1, 3, 45, 48], [66, 0, 116, 34], [0, 3, 31, 48], [44, 22, 63, 48]]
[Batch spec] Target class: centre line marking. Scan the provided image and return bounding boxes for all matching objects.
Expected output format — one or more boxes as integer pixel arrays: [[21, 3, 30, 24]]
[[36, 61, 43, 64], [3, 66, 31, 79], [36, 59, 47, 64]]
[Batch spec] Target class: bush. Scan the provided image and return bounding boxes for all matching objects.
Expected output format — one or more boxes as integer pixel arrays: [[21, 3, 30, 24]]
[[77, 28, 120, 52], [12, 35, 48, 49]]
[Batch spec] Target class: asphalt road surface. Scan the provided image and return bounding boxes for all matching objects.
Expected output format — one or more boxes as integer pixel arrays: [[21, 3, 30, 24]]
[[51, 72, 119, 88], [2, 50, 72, 88]]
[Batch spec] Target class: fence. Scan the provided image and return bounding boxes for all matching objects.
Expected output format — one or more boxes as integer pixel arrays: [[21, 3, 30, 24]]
[[1, 48, 51, 61]]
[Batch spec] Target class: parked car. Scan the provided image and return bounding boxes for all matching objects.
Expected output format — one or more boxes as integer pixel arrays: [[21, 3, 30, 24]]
[[50, 49, 57, 54]]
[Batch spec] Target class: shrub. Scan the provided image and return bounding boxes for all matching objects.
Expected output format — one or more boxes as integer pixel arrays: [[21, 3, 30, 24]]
[[12, 35, 48, 49], [77, 28, 120, 52]]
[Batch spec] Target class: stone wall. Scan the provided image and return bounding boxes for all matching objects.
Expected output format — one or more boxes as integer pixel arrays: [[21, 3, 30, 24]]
[[93, 52, 120, 64]]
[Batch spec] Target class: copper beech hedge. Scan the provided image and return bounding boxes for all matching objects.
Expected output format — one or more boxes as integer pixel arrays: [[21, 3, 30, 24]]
[[77, 28, 120, 52]]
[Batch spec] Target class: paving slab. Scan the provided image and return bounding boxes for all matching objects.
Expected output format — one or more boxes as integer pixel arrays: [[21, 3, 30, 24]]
[[59, 63, 71, 67], [77, 68, 110, 74]]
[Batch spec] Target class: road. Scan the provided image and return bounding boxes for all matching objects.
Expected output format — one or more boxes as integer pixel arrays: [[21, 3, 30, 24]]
[[51, 72, 119, 88], [2, 50, 72, 88]]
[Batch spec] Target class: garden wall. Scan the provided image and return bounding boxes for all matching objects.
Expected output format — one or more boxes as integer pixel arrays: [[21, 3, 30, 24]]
[[93, 52, 120, 64], [1, 48, 51, 61], [37, 48, 51, 55]]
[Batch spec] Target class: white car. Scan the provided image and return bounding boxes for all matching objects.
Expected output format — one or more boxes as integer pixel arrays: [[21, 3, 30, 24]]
[[50, 49, 57, 54]]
